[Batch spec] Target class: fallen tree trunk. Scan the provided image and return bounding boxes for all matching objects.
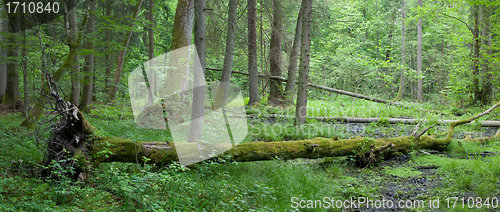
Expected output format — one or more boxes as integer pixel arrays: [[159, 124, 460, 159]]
[[206, 68, 445, 115], [93, 135, 455, 165], [90, 102, 499, 166], [247, 114, 500, 127]]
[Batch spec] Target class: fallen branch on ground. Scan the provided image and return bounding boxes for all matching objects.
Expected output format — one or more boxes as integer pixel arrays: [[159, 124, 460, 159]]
[[207, 67, 446, 115], [246, 114, 500, 127]]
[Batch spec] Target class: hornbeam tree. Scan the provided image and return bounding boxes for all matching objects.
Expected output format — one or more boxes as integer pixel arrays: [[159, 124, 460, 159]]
[[295, 0, 312, 125], [107, 0, 145, 101]]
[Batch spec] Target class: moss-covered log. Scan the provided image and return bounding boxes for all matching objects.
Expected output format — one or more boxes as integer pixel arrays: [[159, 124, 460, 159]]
[[91, 135, 460, 165]]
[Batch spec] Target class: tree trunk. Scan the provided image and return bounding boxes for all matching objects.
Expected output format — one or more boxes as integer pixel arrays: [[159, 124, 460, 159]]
[[107, 0, 145, 101], [395, 0, 406, 101], [188, 0, 206, 143], [90, 102, 499, 165], [416, 0, 423, 102], [269, 0, 285, 105], [90, 100, 499, 165], [21, 14, 29, 116], [480, 5, 492, 105], [67, 0, 80, 105], [21, 10, 90, 128], [80, 0, 96, 111], [170, 0, 194, 51], [104, 1, 113, 92], [247, 0, 260, 106], [4, 11, 20, 105], [295, 0, 312, 126], [0, 3, 8, 102], [94, 135, 456, 165], [284, 6, 303, 103], [148, 0, 154, 60], [213, 0, 238, 109], [472, 5, 480, 104]]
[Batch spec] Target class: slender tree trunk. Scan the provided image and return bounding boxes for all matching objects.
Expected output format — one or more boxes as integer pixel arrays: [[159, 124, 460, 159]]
[[0, 4, 8, 102], [248, 0, 260, 105], [67, 0, 80, 105], [269, 0, 284, 105], [213, 0, 238, 109], [395, 0, 406, 101], [80, 0, 96, 111], [148, 0, 154, 60], [188, 0, 206, 143], [104, 1, 113, 91], [295, 0, 312, 126], [4, 11, 20, 105], [107, 0, 145, 101], [21, 14, 29, 116], [284, 6, 303, 103], [472, 5, 481, 103], [416, 0, 423, 102], [480, 5, 492, 105]]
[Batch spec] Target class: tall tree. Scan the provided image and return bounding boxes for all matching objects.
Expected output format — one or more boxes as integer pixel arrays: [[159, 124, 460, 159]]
[[472, 4, 481, 103], [395, 0, 406, 101], [21, 13, 29, 116], [67, 0, 80, 105], [165, 0, 194, 96], [269, 0, 284, 105], [0, 3, 7, 102], [213, 0, 238, 109], [103, 1, 113, 91], [416, 0, 423, 102], [4, 9, 20, 105], [295, 0, 312, 126], [284, 5, 303, 103], [107, 0, 145, 101], [147, 0, 154, 60], [247, 0, 260, 105], [188, 0, 206, 143], [170, 0, 194, 50], [80, 0, 96, 110], [479, 5, 492, 104]]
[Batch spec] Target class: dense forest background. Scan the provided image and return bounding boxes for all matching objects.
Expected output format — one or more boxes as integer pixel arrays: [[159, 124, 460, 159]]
[[0, 0, 498, 113], [0, 0, 499, 210]]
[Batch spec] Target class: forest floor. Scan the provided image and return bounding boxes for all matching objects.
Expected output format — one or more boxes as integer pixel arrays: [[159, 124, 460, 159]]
[[0, 97, 499, 211]]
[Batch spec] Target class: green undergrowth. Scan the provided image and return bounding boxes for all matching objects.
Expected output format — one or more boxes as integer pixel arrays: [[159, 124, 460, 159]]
[[0, 100, 498, 211], [247, 96, 496, 121]]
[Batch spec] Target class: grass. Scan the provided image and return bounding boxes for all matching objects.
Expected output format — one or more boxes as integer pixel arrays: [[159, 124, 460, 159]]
[[0, 99, 498, 211]]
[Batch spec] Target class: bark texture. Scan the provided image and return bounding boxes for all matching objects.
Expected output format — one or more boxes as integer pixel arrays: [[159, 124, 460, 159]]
[[213, 0, 238, 109], [416, 0, 423, 102], [4, 10, 20, 104], [395, 0, 406, 101], [284, 6, 303, 103], [248, 0, 260, 106], [295, 0, 312, 125], [104, 1, 113, 91], [80, 0, 96, 110], [472, 5, 481, 104], [188, 0, 206, 143], [0, 4, 7, 102], [269, 0, 285, 105], [170, 0, 194, 50], [67, 0, 80, 105]]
